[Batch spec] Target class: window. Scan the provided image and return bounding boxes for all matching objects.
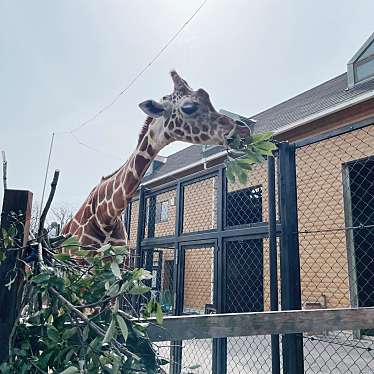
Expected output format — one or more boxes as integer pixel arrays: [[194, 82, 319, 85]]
[[347, 33, 374, 88], [226, 185, 263, 226], [156, 201, 169, 223], [343, 157, 374, 311]]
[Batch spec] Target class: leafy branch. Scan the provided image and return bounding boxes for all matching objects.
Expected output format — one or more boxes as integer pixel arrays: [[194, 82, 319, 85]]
[[0, 173, 166, 373], [225, 131, 277, 184]]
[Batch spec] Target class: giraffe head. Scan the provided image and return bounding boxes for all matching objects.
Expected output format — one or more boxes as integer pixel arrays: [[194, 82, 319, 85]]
[[138, 71, 251, 149]]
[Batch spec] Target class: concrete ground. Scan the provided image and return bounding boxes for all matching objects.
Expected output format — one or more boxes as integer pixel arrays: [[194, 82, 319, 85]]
[[156, 334, 374, 373]]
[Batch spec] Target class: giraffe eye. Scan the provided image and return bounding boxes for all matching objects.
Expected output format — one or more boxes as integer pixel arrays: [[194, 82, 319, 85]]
[[181, 102, 199, 115]]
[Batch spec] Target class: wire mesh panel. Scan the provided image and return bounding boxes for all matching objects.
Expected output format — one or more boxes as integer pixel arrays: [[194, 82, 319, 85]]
[[181, 246, 215, 373], [225, 238, 277, 373], [183, 176, 218, 233], [143, 247, 176, 316], [144, 247, 176, 373], [226, 161, 272, 227], [128, 200, 139, 250], [144, 189, 177, 238], [295, 125, 374, 372]]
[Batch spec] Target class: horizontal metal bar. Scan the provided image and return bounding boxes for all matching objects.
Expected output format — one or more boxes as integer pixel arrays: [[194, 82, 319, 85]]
[[139, 164, 225, 198], [294, 116, 374, 149], [140, 224, 282, 247], [147, 307, 374, 342]]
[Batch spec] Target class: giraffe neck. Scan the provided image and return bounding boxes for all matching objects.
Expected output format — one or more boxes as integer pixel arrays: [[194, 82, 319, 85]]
[[96, 118, 169, 225]]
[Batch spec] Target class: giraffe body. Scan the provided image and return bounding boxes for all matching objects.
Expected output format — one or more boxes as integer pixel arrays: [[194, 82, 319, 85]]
[[62, 71, 250, 247]]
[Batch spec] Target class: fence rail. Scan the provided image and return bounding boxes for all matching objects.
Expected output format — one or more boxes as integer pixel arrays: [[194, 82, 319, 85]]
[[148, 307, 374, 342]]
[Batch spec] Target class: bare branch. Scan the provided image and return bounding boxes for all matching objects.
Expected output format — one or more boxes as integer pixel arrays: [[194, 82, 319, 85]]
[[38, 170, 60, 239], [1, 150, 7, 190]]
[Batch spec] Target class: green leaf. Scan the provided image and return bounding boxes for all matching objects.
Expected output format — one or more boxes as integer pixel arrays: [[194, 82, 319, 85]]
[[110, 262, 121, 278], [82, 325, 90, 341], [102, 319, 116, 345], [129, 284, 151, 295], [59, 367, 79, 374], [238, 170, 248, 185], [75, 249, 89, 257], [65, 348, 76, 362], [188, 364, 201, 370], [251, 131, 273, 143], [7, 225, 17, 237], [131, 268, 153, 280], [156, 302, 163, 325], [116, 315, 128, 342], [54, 253, 71, 261], [256, 141, 277, 155], [237, 158, 256, 168], [38, 351, 53, 369], [226, 165, 236, 184], [62, 327, 77, 340], [98, 243, 111, 253], [112, 355, 121, 374], [112, 245, 128, 255], [62, 236, 80, 248], [32, 273, 51, 284], [47, 326, 60, 342]]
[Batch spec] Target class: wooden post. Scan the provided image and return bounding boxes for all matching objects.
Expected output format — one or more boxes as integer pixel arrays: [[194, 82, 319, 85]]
[[0, 189, 33, 363]]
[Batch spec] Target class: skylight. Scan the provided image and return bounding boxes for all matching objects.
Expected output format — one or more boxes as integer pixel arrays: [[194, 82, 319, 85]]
[[347, 32, 374, 88]]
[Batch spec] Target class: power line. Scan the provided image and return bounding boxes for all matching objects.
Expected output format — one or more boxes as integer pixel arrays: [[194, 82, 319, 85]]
[[65, 0, 208, 135], [51, 0, 208, 162], [39, 132, 55, 218], [70, 132, 123, 160]]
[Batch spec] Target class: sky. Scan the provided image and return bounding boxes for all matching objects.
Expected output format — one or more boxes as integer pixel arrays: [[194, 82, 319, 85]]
[[1, 0, 374, 212]]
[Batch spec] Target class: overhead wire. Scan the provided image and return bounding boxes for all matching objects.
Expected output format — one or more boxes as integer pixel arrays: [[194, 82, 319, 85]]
[[52, 0, 208, 161]]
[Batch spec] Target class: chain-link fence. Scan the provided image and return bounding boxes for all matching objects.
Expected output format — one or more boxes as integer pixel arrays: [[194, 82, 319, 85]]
[[295, 124, 374, 373], [125, 122, 374, 374]]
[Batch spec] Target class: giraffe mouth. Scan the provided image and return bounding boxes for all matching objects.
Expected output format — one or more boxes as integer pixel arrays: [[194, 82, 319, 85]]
[[235, 120, 253, 138]]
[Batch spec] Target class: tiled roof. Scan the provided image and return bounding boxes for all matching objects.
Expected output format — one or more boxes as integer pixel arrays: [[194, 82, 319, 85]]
[[252, 73, 374, 133]]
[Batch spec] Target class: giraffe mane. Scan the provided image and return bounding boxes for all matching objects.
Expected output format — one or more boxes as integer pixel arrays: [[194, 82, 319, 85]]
[[137, 116, 154, 146], [101, 165, 123, 181]]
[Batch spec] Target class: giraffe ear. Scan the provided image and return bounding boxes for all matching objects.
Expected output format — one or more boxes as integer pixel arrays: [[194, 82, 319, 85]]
[[139, 100, 166, 118]]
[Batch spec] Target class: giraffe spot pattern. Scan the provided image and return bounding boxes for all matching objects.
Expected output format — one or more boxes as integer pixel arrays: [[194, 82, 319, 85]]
[[175, 129, 184, 137]]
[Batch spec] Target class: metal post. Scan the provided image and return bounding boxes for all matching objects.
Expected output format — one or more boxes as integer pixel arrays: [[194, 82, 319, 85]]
[[135, 186, 146, 268], [214, 166, 227, 374], [268, 155, 281, 374], [124, 202, 132, 240], [171, 182, 184, 374], [278, 142, 304, 374], [133, 186, 146, 312], [0, 189, 33, 362]]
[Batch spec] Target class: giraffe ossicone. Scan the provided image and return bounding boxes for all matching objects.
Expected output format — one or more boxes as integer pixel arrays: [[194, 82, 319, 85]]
[[62, 71, 251, 248]]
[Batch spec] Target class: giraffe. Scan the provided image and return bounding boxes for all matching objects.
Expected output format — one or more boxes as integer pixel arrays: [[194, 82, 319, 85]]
[[62, 71, 251, 248]]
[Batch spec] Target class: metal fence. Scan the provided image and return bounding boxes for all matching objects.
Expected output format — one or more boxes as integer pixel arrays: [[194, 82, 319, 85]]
[[125, 118, 374, 373]]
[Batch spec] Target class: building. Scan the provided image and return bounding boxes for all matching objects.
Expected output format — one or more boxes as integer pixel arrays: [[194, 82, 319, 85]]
[[126, 33, 374, 318]]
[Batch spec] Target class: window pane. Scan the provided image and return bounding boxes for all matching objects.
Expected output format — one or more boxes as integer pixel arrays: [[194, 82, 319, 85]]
[[358, 41, 374, 61], [356, 58, 374, 82], [160, 201, 168, 221]]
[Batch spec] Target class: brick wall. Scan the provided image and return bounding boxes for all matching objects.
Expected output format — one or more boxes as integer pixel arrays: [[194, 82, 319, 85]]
[[296, 125, 374, 308], [128, 124, 374, 311]]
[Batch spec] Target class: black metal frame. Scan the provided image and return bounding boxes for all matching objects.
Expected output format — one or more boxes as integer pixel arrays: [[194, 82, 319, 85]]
[[126, 120, 374, 373], [129, 154, 287, 373]]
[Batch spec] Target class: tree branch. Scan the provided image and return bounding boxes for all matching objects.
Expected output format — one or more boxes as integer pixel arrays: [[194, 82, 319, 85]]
[[48, 287, 140, 361], [1, 150, 7, 190], [37, 170, 60, 240]]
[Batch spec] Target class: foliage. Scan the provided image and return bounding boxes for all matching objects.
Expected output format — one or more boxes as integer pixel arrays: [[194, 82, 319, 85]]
[[225, 131, 276, 184], [0, 235, 166, 374]]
